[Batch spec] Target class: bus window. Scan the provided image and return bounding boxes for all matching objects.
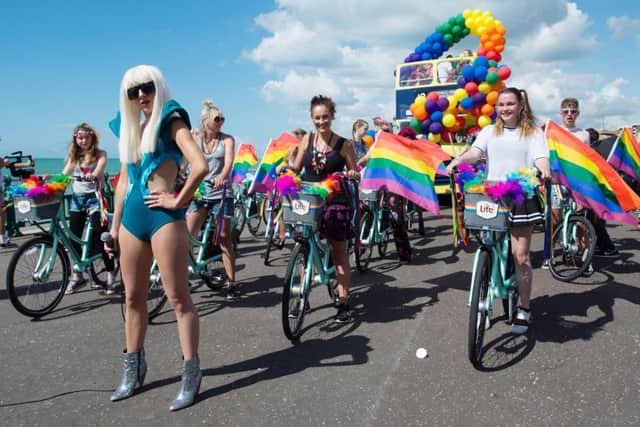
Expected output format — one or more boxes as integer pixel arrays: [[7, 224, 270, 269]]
[[399, 64, 433, 87]]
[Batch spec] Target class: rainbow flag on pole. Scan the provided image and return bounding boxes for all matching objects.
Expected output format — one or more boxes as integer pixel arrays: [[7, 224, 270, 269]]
[[607, 127, 640, 183], [231, 144, 258, 184], [360, 132, 451, 215], [546, 121, 640, 224], [249, 132, 299, 194]]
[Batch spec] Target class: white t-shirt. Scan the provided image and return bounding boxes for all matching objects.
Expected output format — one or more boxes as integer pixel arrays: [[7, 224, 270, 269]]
[[472, 125, 548, 181], [437, 61, 452, 83], [566, 127, 590, 145]]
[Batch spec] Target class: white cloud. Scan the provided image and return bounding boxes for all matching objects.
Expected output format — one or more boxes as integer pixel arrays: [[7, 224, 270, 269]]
[[246, 1, 638, 135], [607, 16, 640, 39], [513, 2, 598, 63]]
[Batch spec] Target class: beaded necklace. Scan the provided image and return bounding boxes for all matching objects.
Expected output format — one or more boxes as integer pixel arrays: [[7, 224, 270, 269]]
[[311, 131, 333, 174]]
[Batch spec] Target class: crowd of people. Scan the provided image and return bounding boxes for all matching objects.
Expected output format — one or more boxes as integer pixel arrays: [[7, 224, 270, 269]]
[[0, 61, 630, 412]]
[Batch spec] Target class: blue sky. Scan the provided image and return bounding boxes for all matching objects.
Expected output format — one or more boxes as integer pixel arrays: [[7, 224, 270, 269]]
[[2, 0, 640, 159]]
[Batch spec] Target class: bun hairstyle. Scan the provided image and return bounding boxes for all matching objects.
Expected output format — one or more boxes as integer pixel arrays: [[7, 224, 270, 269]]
[[118, 65, 171, 163], [200, 99, 223, 139], [310, 95, 336, 118], [494, 87, 538, 138]]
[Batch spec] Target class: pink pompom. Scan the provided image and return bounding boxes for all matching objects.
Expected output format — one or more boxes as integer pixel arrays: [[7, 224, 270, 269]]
[[276, 175, 300, 197]]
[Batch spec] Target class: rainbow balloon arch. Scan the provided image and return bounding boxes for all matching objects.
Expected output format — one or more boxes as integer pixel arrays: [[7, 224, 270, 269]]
[[403, 9, 512, 142]]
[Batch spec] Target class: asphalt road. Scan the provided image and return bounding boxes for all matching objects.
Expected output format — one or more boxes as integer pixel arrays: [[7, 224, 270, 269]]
[[0, 208, 638, 426]]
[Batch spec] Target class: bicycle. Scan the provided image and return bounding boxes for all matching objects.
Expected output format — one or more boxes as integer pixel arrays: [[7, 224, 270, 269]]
[[451, 177, 520, 367], [2, 151, 35, 237], [280, 176, 357, 342], [262, 186, 285, 266], [6, 176, 120, 318], [232, 182, 262, 238], [354, 189, 392, 272], [120, 186, 230, 320], [547, 185, 596, 281]]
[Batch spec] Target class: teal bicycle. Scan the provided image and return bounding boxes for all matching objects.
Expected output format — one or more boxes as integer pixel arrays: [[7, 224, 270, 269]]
[[280, 177, 357, 342], [548, 186, 595, 281], [354, 189, 392, 272], [232, 183, 262, 238], [454, 180, 520, 367], [123, 186, 230, 320], [6, 177, 120, 318]]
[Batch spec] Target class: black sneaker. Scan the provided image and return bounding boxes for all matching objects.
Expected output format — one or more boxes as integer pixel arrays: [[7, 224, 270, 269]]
[[335, 304, 352, 323], [225, 281, 240, 300], [203, 270, 226, 289], [594, 248, 619, 258]]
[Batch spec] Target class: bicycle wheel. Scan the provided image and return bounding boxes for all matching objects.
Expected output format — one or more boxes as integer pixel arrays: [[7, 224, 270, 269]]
[[7, 236, 70, 318], [468, 250, 490, 367], [260, 196, 271, 226], [377, 226, 391, 258], [354, 210, 373, 272], [549, 215, 596, 282], [247, 196, 261, 236], [89, 257, 121, 290], [282, 242, 309, 342], [263, 222, 276, 266], [233, 201, 246, 237]]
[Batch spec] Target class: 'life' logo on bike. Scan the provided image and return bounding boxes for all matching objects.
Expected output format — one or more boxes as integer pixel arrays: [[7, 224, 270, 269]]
[[16, 200, 32, 214], [476, 201, 498, 219], [291, 199, 310, 215]]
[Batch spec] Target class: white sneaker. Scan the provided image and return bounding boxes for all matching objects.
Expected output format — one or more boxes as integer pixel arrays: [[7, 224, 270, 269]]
[[511, 308, 531, 334], [541, 259, 550, 270], [0, 234, 10, 247]]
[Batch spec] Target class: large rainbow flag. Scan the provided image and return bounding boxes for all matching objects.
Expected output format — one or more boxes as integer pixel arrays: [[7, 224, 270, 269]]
[[231, 144, 258, 184], [607, 127, 640, 183], [360, 132, 451, 215], [249, 132, 299, 194], [546, 121, 640, 224]]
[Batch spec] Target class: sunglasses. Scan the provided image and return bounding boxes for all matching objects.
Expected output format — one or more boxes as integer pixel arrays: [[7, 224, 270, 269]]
[[127, 81, 155, 100], [561, 109, 579, 116], [214, 116, 225, 123]]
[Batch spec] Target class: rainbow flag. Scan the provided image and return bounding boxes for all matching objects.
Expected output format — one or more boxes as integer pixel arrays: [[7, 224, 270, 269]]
[[231, 144, 258, 184], [249, 132, 299, 194], [361, 132, 451, 215], [607, 127, 640, 183], [546, 121, 640, 224]]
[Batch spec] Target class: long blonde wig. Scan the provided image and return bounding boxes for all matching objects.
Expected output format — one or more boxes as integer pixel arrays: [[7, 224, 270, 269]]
[[118, 65, 171, 163]]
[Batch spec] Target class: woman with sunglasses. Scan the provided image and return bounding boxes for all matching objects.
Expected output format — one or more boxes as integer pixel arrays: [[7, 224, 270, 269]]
[[107, 65, 208, 411], [186, 100, 237, 299], [283, 95, 359, 323]]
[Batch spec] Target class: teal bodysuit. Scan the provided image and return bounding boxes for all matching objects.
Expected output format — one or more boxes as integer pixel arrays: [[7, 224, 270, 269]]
[[109, 100, 191, 242]]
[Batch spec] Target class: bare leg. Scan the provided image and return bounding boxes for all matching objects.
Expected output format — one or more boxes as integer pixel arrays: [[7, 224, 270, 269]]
[[186, 207, 208, 242], [329, 239, 350, 303], [219, 218, 235, 282], [510, 225, 534, 309], [119, 226, 154, 352], [151, 220, 199, 360]]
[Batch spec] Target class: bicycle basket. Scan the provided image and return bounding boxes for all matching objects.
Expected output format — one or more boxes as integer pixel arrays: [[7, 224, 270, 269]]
[[13, 192, 64, 223], [282, 192, 325, 230], [463, 192, 511, 232], [359, 189, 378, 210]]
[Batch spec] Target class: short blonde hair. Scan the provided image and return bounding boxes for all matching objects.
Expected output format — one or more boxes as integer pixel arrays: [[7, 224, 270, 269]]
[[118, 65, 171, 163]]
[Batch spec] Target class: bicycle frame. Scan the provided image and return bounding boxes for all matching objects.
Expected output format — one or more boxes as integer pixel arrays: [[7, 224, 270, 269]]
[[296, 226, 335, 295], [468, 230, 516, 313], [359, 193, 390, 246]]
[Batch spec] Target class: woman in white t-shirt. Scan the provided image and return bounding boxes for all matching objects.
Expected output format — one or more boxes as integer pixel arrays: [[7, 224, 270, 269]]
[[447, 87, 551, 334]]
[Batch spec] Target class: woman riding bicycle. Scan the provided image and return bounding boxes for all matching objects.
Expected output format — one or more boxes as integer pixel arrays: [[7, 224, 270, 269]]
[[185, 99, 237, 300], [62, 123, 116, 294], [280, 95, 359, 323], [446, 87, 551, 334]]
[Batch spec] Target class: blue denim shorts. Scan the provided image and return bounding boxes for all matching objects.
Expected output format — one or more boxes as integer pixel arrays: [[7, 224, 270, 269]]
[[69, 193, 100, 213], [188, 197, 234, 218]]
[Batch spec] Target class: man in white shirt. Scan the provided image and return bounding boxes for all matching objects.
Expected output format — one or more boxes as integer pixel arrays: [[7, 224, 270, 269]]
[[437, 55, 454, 83]]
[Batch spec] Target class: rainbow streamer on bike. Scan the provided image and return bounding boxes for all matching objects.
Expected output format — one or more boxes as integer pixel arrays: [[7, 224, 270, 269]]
[[231, 144, 258, 184], [449, 175, 468, 247], [7, 174, 71, 200], [249, 132, 300, 194], [360, 132, 451, 215], [607, 127, 640, 183], [546, 121, 640, 224]]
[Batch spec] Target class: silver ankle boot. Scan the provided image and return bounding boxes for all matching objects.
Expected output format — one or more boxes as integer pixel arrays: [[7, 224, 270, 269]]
[[169, 355, 202, 411], [111, 348, 147, 401]]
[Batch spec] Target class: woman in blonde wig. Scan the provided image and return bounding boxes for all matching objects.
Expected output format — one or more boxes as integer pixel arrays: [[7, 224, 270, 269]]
[[107, 64, 208, 411], [186, 99, 237, 299]]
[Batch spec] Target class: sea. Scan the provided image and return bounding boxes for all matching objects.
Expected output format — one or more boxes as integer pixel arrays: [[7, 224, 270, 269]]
[[27, 158, 122, 176]]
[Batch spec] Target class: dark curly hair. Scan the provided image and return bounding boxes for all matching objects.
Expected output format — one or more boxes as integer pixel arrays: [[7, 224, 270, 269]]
[[310, 95, 336, 117]]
